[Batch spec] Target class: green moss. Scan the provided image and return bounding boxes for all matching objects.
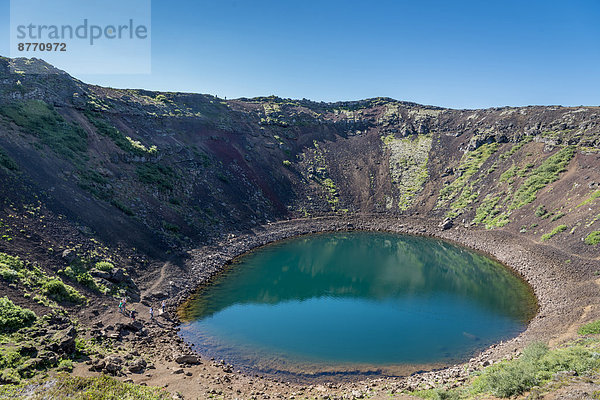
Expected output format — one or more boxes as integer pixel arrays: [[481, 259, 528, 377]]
[[541, 224, 568, 241], [584, 231, 600, 245], [510, 146, 575, 210], [0, 297, 36, 333]]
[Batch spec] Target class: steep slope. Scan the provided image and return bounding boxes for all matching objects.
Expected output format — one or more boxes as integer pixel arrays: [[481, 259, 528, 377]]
[[0, 56, 600, 397]]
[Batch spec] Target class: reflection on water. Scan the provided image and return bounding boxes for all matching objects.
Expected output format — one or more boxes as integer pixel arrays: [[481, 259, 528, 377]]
[[180, 232, 537, 375]]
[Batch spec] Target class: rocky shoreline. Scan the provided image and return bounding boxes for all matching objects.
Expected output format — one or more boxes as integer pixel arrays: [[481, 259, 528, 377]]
[[153, 215, 600, 393]]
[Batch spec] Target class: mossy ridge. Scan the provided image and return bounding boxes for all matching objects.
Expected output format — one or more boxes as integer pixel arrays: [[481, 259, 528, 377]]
[[384, 134, 432, 211]]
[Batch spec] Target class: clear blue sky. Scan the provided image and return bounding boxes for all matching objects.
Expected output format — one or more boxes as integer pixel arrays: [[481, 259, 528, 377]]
[[1, 0, 599, 109]]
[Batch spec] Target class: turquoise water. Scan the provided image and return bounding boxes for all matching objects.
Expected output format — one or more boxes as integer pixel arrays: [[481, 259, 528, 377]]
[[180, 232, 536, 375]]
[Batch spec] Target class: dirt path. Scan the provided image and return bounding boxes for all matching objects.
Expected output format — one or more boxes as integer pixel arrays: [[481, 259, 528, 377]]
[[142, 261, 171, 298]]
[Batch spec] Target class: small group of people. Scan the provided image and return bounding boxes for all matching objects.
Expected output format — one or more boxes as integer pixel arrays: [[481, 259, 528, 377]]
[[118, 297, 166, 322]]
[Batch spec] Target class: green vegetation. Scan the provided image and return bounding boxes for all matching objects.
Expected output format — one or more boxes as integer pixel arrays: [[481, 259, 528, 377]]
[[0, 253, 85, 304], [0, 148, 18, 171], [576, 190, 600, 209], [0, 100, 88, 164], [385, 135, 432, 211], [584, 231, 600, 245], [472, 342, 600, 397], [85, 111, 157, 156], [438, 143, 498, 218], [550, 212, 565, 222], [412, 340, 600, 399], [472, 195, 510, 229], [0, 297, 36, 333], [499, 164, 518, 183], [42, 279, 87, 303], [578, 320, 600, 335], [136, 163, 176, 191], [541, 224, 568, 241], [510, 146, 575, 210], [0, 374, 172, 399], [282, 159, 292, 167], [95, 261, 114, 272], [535, 205, 548, 218]]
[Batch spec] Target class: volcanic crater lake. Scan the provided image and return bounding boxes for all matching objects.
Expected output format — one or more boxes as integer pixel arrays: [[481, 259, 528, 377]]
[[179, 232, 537, 376]]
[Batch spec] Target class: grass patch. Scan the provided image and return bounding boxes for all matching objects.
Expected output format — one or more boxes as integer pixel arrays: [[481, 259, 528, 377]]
[[0, 297, 36, 333], [510, 146, 575, 210], [584, 231, 600, 245], [136, 163, 175, 191], [473, 195, 510, 229], [0, 374, 172, 399], [438, 143, 498, 218], [472, 341, 600, 397], [541, 225, 568, 241], [0, 253, 85, 304], [576, 190, 600, 209], [42, 279, 87, 303], [578, 320, 600, 335], [0, 100, 88, 165]]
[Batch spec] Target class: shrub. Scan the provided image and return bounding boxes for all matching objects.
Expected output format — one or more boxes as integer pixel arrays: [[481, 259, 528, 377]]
[[473, 342, 600, 397], [0, 374, 172, 399], [282, 160, 292, 167], [42, 279, 85, 304], [0, 297, 36, 332], [57, 359, 73, 371], [541, 225, 567, 241], [584, 231, 600, 245], [95, 262, 114, 272], [535, 205, 548, 218]]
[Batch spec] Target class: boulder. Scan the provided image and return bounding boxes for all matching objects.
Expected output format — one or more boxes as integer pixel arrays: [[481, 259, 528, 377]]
[[50, 326, 77, 354], [103, 355, 124, 375], [128, 358, 147, 373], [175, 354, 201, 365]]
